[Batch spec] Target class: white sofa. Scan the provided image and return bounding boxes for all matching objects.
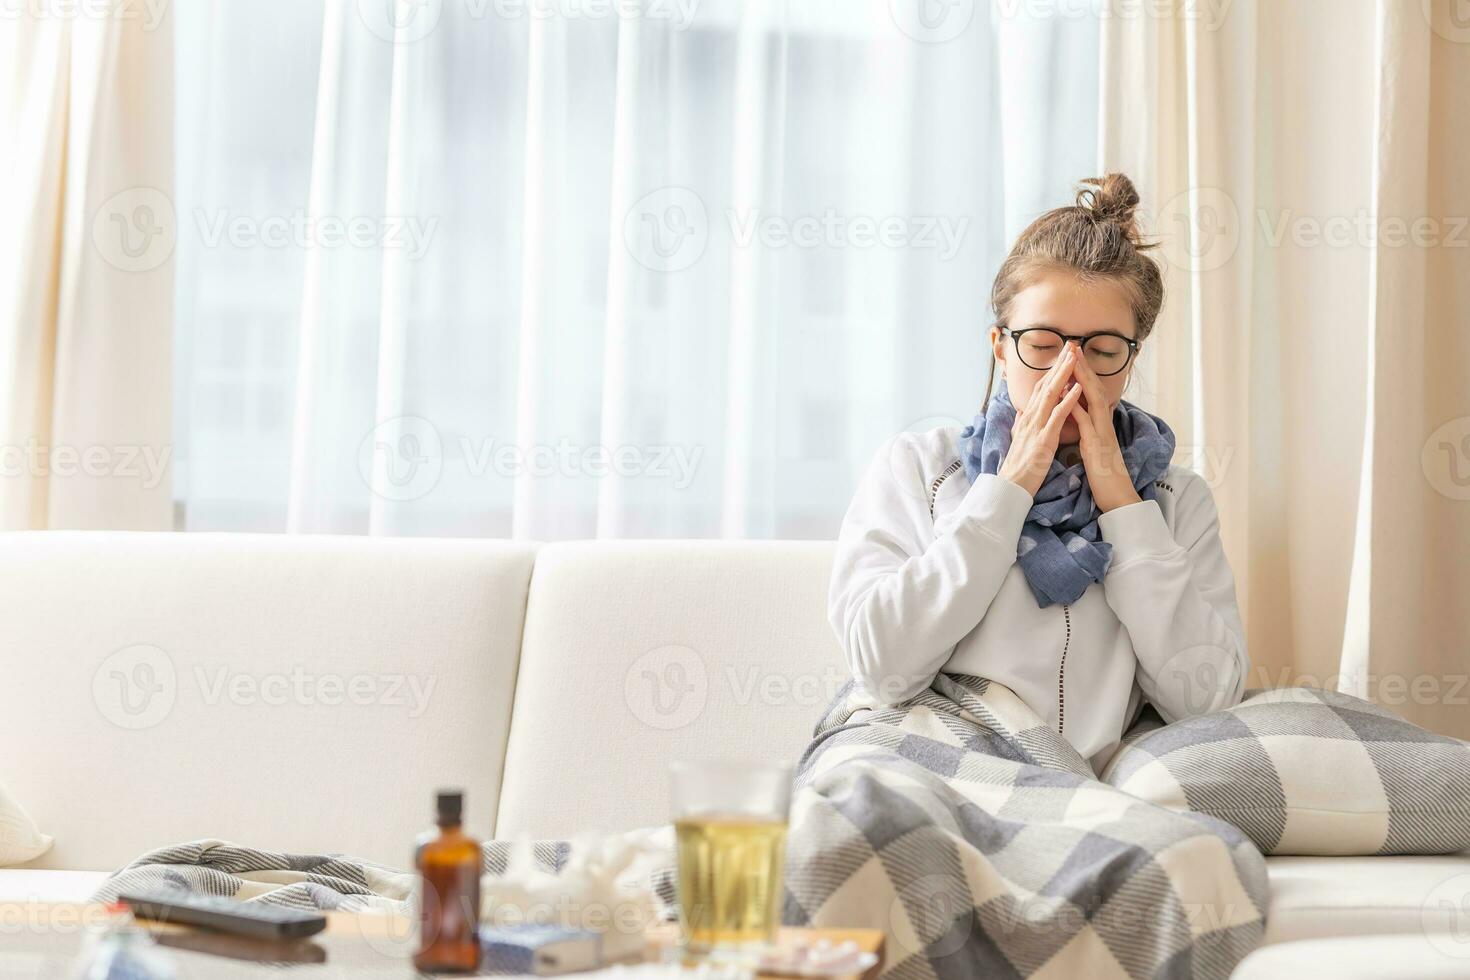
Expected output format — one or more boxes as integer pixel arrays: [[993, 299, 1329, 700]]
[[2, 532, 1467, 977]]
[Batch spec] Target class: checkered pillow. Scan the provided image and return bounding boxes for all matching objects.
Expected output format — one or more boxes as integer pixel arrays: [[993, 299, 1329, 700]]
[[1099, 686, 1470, 855]]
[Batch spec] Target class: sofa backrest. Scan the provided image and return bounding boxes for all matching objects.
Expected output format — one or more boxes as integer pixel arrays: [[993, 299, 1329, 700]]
[[494, 540, 843, 838], [0, 532, 536, 870]]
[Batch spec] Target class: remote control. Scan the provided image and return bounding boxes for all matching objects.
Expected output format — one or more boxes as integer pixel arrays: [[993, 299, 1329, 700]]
[[119, 888, 329, 941]]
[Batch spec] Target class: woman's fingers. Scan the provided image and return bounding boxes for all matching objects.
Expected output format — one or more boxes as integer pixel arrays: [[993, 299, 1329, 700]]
[[1069, 399, 1095, 445], [1070, 347, 1111, 430], [1028, 345, 1076, 419], [1047, 381, 1085, 437]]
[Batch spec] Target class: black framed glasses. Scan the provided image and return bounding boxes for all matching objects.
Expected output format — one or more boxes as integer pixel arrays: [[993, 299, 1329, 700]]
[[998, 324, 1139, 377]]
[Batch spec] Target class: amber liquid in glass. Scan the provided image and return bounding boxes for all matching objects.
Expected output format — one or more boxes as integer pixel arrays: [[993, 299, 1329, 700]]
[[675, 812, 787, 953]]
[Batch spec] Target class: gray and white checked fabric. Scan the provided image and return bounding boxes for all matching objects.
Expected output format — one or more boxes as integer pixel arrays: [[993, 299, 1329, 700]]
[[780, 674, 1269, 980], [94, 837, 678, 920], [98, 679, 1351, 978], [1100, 686, 1470, 856]]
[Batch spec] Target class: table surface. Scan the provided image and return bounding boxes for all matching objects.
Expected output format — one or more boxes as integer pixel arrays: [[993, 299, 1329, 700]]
[[3, 905, 884, 979]]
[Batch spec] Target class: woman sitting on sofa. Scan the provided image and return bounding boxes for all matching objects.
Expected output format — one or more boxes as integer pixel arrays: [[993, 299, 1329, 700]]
[[826, 172, 1249, 774]]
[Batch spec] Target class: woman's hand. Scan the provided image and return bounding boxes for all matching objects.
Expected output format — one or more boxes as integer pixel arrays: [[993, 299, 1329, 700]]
[[1066, 345, 1143, 513], [997, 345, 1086, 497]]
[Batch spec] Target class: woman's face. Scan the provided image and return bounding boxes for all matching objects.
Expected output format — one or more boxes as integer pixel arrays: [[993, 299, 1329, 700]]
[[990, 272, 1139, 445]]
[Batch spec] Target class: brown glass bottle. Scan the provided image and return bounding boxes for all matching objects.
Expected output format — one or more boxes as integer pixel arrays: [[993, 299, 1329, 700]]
[[414, 790, 482, 973]]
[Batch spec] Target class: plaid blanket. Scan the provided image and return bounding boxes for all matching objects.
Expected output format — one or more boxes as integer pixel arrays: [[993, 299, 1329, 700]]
[[95, 675, 1268, 979], [94, 836, 679, 929], [780, 674, 1269, 979]]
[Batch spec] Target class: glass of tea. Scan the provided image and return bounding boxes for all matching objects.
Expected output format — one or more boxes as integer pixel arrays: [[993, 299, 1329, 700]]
[[670, 759, 793, 964]]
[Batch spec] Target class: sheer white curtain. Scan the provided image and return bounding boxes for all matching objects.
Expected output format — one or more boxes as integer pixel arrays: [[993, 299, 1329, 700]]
[[173, 0, 1100, 538]]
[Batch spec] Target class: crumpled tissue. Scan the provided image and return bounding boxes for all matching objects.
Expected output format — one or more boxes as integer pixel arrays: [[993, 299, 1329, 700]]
[[479, 823, 677, 964]]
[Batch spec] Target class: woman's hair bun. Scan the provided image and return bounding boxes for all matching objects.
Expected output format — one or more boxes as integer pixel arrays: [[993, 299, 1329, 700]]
[[1076, 172, 1142, 240]]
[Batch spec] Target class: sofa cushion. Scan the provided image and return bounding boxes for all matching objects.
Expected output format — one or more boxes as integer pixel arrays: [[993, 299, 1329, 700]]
[[0, 780, 51, 867], [1231, 934, 1470, 978], [0, 531, 537, 870], [0, 870, 109, 904], [1100, 687, 1470, 855], [1262, 853, 1470, 944], [496, 541, 843, 838]]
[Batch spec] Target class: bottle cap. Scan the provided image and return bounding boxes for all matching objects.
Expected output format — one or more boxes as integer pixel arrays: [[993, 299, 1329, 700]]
[[436, 789, 464, 825]]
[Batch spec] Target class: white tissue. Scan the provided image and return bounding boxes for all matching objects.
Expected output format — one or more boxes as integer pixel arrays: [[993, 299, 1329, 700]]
[[480, 823, 676, 964]]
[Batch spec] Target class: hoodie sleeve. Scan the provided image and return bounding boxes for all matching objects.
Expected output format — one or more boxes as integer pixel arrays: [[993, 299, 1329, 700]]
[[1096, 471, 1250, 723], [827, 433, 1034, 703]]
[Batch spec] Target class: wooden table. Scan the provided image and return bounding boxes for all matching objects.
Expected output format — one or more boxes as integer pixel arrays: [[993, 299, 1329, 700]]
[[6, 905, 883, 978]]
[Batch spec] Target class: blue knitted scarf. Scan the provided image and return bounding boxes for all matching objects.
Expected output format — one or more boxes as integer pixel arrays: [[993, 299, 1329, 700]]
[[958, 378, 1176, 607]]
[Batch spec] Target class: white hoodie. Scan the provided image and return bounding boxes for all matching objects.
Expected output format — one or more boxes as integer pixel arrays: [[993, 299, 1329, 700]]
[[827, 425, 1250, 774]]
